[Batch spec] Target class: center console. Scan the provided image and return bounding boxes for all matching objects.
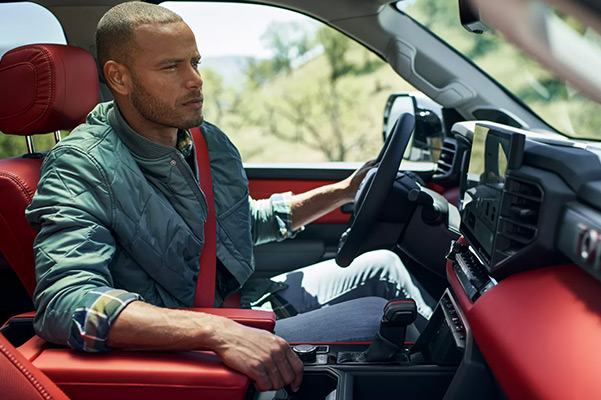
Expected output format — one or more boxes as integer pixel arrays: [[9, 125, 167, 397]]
[[254, 298, 469, 400]]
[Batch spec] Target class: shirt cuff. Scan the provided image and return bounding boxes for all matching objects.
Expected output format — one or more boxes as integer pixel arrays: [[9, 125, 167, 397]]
[[270, 192, 303, 240], [68, 287, 142, 353]]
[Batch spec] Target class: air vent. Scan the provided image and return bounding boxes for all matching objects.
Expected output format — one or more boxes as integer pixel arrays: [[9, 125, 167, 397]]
[[495, 177, 543, 256], [435, 138, 457, 176]]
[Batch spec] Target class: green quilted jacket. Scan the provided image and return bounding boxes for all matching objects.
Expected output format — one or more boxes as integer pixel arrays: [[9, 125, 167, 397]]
[[26, 102, 288, 345]]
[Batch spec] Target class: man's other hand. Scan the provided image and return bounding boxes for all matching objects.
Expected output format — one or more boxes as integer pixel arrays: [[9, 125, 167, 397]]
[[212, 319, 304, 392]]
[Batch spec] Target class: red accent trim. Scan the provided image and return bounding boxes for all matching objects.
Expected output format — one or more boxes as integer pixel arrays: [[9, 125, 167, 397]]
[[248, 179, 350, 224], [468, 264, 601, 400], [426, 182, 445, 194], [182, 308, 275, 332], [288, 341, 415, 346], [191, 127, 216, 308], [425, 184, 460, 205], [289, 341, 372, 345], [384, 299, 416, 307], [446, 258, 473, 313]]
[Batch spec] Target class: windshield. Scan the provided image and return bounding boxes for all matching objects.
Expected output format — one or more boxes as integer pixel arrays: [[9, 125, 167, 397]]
[[399, 0, 601, 140]]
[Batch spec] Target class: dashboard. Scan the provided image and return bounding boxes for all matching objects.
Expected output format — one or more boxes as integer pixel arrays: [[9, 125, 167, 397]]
[[439, 120, 601, 399]]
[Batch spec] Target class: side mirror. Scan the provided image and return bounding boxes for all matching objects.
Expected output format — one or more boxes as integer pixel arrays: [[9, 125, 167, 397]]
[[383, 92, 445, 164]]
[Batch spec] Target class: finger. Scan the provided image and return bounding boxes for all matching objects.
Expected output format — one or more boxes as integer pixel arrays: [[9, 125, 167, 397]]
[[248, 357, 274, 392], [275, 350, 296, 388], [266, 362, 286, 390], [253, 368, 273, 392], [284, 347, 304, 391]]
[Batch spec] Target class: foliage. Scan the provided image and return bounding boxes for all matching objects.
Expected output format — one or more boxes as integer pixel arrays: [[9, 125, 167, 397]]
[[0, 132, 65, 159], [215, 25, 413, 162]]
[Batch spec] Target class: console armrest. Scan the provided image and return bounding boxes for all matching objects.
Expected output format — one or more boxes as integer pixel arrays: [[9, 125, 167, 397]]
[[182, 308, 276, 332], [19, 337, 249, 400], [12, 308, 274, 400]]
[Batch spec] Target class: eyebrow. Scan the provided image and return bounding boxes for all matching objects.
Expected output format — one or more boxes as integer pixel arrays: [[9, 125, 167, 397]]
[[157, 58, 186, 66], [156, 55, 201, 66]]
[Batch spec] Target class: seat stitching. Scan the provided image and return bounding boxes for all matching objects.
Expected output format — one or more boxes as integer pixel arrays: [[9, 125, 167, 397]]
[[0, 171, 35, 201], [0, 342, 56, 400]]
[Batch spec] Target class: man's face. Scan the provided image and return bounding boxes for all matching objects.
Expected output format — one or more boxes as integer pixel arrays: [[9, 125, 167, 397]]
[[127, 21, 204, 130]]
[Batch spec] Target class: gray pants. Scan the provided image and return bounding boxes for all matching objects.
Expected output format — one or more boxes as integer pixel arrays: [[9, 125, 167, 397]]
[[272, 250, 434, 342]]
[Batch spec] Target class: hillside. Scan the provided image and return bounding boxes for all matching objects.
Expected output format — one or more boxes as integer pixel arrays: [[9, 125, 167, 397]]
[[200, 45, 415, 163]]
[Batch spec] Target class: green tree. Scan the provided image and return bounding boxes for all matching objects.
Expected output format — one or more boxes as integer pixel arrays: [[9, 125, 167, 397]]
[[238, 25, 386, 161]]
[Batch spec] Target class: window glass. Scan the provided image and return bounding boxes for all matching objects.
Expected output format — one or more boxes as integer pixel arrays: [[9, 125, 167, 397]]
[[163, 2, 415, 162], [399, 0, 601, 140], [0, 2, 66, 57], [0, 2, 67, 158]]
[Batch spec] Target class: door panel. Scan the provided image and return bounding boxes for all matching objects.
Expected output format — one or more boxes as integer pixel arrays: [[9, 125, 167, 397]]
[[247, 165, 354, 277]]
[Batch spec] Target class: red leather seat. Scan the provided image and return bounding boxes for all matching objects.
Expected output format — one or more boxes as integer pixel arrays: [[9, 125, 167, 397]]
[[0, 44, 272, 400], [0, 44, 99, 298], [0, 331, 70, 400]]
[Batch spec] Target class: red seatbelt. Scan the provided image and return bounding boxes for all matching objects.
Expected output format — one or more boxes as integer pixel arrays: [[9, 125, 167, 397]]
[[190, 127, 216, 307]]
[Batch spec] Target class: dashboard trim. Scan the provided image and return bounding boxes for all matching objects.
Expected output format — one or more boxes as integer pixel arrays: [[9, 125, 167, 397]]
[[468, 264, 601, 400]]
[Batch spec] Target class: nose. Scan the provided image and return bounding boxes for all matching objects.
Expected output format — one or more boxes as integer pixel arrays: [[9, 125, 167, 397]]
[[186, 65, 203, 90]]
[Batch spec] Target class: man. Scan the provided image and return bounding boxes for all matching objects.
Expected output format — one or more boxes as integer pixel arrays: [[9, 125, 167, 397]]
[[26, 1, 432, 392]]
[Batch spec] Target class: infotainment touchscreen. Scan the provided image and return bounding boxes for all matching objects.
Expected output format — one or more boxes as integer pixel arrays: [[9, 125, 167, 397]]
[[460, 124, 525, 268]]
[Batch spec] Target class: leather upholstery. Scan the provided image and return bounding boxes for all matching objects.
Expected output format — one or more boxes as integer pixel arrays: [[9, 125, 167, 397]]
[[0, 157, 44, 297], [468, 264, 601, 400], [16, 335, 249, 400], [0, 44, 99, 135], [0, 44, 99, 297], [0, 332, 69, 400]]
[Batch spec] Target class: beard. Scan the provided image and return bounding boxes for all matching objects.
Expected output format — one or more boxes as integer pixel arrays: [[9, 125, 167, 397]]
[[130, 76, 204, 130]]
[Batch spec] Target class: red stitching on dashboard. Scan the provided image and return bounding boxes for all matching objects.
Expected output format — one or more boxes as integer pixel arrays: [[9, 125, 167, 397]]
[[0, 342, 55, 400]]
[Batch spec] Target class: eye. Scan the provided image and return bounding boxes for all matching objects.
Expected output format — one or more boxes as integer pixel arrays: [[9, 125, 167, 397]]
[[191, 60, 202, 69], [163, 64, 177, 70]]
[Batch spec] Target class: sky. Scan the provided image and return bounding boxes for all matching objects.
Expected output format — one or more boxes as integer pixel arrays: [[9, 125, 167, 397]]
[[162, 2, 318, 58], [0, 1, 317, 59], [0, 2, 66, 57]]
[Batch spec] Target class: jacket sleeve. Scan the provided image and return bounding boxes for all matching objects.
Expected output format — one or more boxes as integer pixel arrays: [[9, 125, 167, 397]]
[[249, 192, 302, 245], [25, 146, 140, 351]]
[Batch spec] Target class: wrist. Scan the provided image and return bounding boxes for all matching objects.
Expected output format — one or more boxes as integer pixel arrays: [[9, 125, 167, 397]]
[[193, 312, 235, 352], [334, 179, 355, 205]]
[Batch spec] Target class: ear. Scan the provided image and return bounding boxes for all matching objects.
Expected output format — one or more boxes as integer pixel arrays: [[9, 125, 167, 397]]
[[103, 60, 132, 96]]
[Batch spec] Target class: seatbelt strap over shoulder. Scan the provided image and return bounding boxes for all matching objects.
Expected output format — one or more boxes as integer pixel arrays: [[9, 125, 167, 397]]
[[190, 127, 216, 307]]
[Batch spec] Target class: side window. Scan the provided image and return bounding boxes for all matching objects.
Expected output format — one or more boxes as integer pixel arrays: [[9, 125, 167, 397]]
[[0, 1, 67, 158], [163, 2, 415, 163]]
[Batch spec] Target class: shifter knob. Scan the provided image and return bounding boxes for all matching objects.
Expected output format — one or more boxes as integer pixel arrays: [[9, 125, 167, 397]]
[[363, 298, 417, 362], [383, 299, 418, 326]]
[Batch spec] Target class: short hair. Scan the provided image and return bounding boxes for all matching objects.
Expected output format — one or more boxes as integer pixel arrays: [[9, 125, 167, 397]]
[[96, 1, 183, 78]]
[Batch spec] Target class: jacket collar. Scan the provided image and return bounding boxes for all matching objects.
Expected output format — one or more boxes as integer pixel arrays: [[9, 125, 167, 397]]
[[108, 102, 184, 159]]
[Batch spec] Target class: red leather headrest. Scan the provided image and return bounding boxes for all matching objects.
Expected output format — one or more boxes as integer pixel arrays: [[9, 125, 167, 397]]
[[0, 44, 99, 136]]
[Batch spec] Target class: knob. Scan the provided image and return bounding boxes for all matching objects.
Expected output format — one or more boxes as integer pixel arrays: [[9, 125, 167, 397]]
[[292, 344, 317, 363]]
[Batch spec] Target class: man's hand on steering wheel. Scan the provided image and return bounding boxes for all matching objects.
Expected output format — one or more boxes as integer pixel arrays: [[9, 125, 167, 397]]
[[335, 113, 416, 267], [338, 159, 378, 203]]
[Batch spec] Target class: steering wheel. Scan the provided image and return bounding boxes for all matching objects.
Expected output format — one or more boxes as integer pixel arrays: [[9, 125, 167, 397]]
[[335, 113, 415, 267]]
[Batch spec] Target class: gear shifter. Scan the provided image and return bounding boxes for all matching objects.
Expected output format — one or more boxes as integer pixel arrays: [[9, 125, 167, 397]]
[[363, 299, 417, 361], [337, 298, 417, 363]]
